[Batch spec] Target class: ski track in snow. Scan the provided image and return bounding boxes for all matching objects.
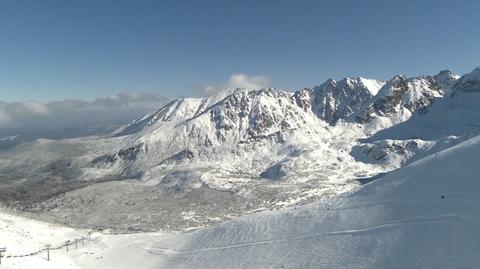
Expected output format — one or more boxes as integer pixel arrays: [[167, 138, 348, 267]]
[[148, 213, 464, 255]]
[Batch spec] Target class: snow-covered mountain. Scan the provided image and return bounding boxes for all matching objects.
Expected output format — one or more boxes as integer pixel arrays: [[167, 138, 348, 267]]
[[356, 74, 444, 131], [2, 132, 480, 269], [295, 77, 384, 124], [102, 69, 462, 180], [1, 67, 480, 232]]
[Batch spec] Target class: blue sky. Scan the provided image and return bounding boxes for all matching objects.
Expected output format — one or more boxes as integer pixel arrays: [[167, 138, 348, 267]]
[[1, 0, 480, 102]]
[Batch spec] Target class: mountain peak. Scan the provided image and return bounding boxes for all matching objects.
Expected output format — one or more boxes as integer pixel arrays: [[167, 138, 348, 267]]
[[357, 74, 443, 127], [436, 69, 458, 77], [452, 66, 480, 94], [322, 78, 337, 88], [464, 66, 480, 78], [434, 70, 459, 80], [434, 70, 459, 94], [358, 77, 385, 95], [309, 77, 379, 124]]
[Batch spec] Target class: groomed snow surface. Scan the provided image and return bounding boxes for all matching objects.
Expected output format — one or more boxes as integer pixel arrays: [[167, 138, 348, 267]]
[[2, 134, 480, 268]]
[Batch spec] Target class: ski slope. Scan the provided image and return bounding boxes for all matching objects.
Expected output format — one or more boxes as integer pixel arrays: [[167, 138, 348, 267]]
[[0, 209, 85, 268], [1, 135, 480, 268], [149, 134, 480, 269], [0, 209, 176, 269]]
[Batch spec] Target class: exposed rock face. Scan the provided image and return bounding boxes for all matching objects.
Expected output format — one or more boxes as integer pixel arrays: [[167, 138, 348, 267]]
[[310, 78, 380, 124], [292, 77, 385, 125], [205, 88, 301, 141], [260, 162, 287, 180], [93, 143, 147, 164], [357, 75, 443, 124], [160, 149, 195, 165], [293, 88, 312, 112]]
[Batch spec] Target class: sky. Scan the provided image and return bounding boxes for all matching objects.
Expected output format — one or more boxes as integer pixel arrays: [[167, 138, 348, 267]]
[[0, 0, 479, 130]]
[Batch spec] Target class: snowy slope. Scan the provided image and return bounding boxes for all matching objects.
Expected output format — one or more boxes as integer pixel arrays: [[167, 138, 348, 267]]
[[148, 134, 480, 269], [0, 208, 176, 269], [2, 134, 480, 269], [0, 208, 85, 269], [113, 88, 239, 137]]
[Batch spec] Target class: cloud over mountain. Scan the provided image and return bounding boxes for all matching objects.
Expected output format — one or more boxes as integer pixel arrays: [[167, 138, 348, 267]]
[[199, 74, 271, 95]]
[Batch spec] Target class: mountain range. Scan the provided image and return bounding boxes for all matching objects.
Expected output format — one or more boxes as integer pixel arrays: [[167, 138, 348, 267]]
[[0, 67, 479, 232]]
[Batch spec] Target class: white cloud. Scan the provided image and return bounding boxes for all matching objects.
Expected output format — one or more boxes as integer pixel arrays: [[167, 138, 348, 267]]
[[0, 91, 167, 129], [0, 110, 11, 126], [90, 92, 167, 109], [22, 101, 50, 115], [199, 74, 271, 95]]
